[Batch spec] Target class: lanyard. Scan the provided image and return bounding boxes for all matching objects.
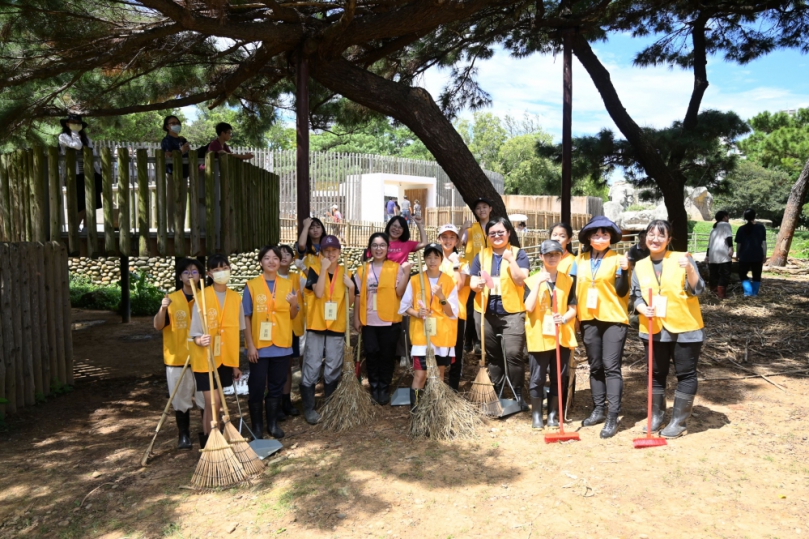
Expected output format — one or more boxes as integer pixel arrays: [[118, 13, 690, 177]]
[[589, 248, 609, 287], [652, 259, 664, 295], [370, 261, 382, 288], [262, 278, 278, 322], [326, 267, 339, 301], [424, 275, 439, 311], [214, 289, 227, 334]]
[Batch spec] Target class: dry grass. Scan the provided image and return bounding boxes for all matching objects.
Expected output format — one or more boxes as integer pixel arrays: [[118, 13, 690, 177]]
[[319, 345, 376, 433]]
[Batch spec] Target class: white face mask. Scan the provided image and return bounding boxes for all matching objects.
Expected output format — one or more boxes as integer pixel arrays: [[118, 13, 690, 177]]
[[69, 124, 82, 133], [170, 124, 182, 134], [211, 269, 231, 285]]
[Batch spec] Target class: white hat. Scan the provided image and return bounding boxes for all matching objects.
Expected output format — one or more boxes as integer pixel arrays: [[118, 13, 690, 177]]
[[331, 204, 338, 209], [437, 223, 460, 237]]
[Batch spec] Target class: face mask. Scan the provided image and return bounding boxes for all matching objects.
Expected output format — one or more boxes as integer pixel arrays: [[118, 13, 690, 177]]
[[170, 124, 182, 134], [69, 124, 82, 133], [211, 269, 231, 285]]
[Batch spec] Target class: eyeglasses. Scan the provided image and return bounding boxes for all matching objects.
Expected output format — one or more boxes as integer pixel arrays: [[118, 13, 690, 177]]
[[646, 234, 667, 240], [371, 243, 387, 249], [488, 231, 507, 238], [181, 270, 199, 277]]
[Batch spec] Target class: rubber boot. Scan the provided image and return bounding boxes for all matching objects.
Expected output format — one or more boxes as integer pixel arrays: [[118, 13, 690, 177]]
[[742, 280, 753, 297], [531, 397, 544, 429], [546, 396, 560, 428], [276, 402, 288, 422], [175, 411, 192, 450], [582, 405, 606, 427], [409, 388, 421, 415], [643, 390, 667, 433], [265, 397, 285, 439], [324, 380, 340, 401], [300, 385, 320, 425], [661, 393, 695, 438], [376, 383, 390, 406], [198, 432, 208, 449], [716, 286, 726, 300], [281, 393, 300, 417], [248, 401, 264, 441], [751, 282, 761, 297], [514, 387, 530, 412], [600, 413, 619, 439]]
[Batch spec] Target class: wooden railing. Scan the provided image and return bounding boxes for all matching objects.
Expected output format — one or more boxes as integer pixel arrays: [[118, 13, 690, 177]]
[[424, 206, 591, 230], [0, 147, 280, 257]]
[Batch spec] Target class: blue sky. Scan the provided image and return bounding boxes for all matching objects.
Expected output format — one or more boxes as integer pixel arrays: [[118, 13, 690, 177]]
[[421, 33, 809, 141]]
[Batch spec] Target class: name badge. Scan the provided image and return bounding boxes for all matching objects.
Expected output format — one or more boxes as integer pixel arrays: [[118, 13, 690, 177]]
[[372, 293, 378, 311], [213, 335, 221, 357], [653, 295, 668, 318], [260, 321, 273, 341], [491, 277, 501, 295], [425, 317, 437, 336], [586, 288, 599, 310], [324, 301, 338, 321], [542, 311, 556, 336]]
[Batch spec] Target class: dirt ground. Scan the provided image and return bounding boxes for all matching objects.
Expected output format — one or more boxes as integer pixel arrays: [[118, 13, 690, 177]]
[[2, 275, 809, 539]]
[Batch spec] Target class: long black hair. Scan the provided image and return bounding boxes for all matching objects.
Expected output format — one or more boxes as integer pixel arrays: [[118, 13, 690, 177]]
[[485, 217, 521, 249], [60, 118, 90, 147], [363, 232, 390, 262], [174, 258, 203, 291], [713, 210, 729, 229], [205, 254, 230, 286], [302, 217, 326, 256], [384, 216, 411, 242], [549, 222, 575, 254]]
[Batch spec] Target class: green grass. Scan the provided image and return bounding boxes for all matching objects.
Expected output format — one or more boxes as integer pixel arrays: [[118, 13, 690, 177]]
[[686, 220, 809, 259]]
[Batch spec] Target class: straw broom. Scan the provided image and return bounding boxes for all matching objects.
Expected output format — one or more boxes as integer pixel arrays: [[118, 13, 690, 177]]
[[467, 270, 502, 417], [410, 252, 480, 440], [319, 257, 376, 432], [189, 280, 248, 490]]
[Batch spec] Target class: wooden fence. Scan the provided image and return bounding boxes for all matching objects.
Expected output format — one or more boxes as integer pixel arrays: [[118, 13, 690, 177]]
[[0, 147, 280, 257], [423, 206, 591, 230], [0, 242, 73, 415]]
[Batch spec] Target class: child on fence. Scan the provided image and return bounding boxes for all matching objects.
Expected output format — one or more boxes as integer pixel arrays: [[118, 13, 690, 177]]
[[153, 258, 206, 450]]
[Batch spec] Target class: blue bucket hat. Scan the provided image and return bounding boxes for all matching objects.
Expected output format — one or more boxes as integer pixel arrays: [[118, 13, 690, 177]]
[[578, 216, 622, 245]]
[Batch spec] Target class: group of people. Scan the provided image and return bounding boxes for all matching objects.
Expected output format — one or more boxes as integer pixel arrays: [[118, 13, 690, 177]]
[[385, 196, 420, 224], [156, 193, 771, 450]]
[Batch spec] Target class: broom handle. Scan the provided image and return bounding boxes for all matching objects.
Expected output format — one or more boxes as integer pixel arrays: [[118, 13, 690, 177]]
[[355, 331, 363, 378], [552, 288, 565, 434], [416, 251, 432, 349], [196, 281, 232, 423], [141, 355, 192, 466], [195, 279, 218, 430], [646, 287, 654, 438], [479, 277, 487, 367]]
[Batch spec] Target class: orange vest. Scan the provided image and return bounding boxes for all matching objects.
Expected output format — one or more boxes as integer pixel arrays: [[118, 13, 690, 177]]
[[408, 272, 458, 348], [473, 245, 526, 314], [245, 275, 294, 349], [306, 265, 348, 333], [525, 272, 578, 352], [635, 251, 704, 335], [440, 258, 470, 320], [353, 260, 403, 325], [162, 289, 193, 367], [190, 287, 241, 373], [575, 249, 629, 324]]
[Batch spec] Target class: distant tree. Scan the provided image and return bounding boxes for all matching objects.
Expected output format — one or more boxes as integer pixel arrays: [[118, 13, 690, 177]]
[[310, 115, 431, 159], [183, 106, 280, 148], [455, 112, 508, 172], [713, 160, 794, 224]]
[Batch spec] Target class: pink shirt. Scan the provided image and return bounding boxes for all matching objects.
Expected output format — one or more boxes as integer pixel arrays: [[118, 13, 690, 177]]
[[387, 240, 419, 264]]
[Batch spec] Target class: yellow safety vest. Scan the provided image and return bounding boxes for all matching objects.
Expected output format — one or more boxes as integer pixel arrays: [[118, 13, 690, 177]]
[[190, 287, 241, 373], [246, 275, 294, 349], [162, 289, 193, 367], [558, 251, 576, 277], [306, 265, 348, 333], [441, 258, 471, 321], [354, 260, 403, 325], [462, 222, 487, 265], [473, 245, 526, 314], [575, 250, 629, 324], [408, 272, 458, 348], [524, 273, 578, 352], [635, 251, 704, 335]]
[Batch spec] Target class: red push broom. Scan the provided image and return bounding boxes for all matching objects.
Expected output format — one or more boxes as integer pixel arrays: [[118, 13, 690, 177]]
[[545, 289, 580, 443], [633, 288, 667, 449]]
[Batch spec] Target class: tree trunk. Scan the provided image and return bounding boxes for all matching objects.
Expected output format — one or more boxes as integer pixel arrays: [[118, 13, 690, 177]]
[[770, 157, 809, 266], [309, 56, 507, 220], [571, 34, 689, 250]]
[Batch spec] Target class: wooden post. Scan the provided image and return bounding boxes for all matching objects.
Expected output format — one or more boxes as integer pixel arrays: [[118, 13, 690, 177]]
[[18, 244, 35, 406], [83, 146, 98, 257], [59, 243, 74, 385], [43, 243, 59, 391], [204, 151, 216, 254], [136, 149, 149, 257], [32, 148, 47, 242], [47, 147, 61, 242], [561, 30, 573, 225], [101, 147, 115, 255], [8, 153, 18, 241], [234, 159, 243, 253], [155, 149, 167, 255], [296, 55, 311, 228], [189, 150, 200, 255], [120, 255, 130, 323], [48, 243, 66, 386], [0, 243, 15, 413], [118, 148, 131, 256], [28, 243, 44, 400], [173, 150, 185, 256], [64, 149, 80, 255], [220, 154, 232, 254], [23, 150, 33, 241], [0, 155, 10, 241]]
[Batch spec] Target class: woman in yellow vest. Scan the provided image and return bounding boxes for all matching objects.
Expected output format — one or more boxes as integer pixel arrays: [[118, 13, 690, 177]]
[[190, 255, 244, 447], [470, 217, 531, 412], [296, 217, 326, 271], [524, 240, 578, 429], [575, 216, 630, 438], [243, 246, 300, 440], [153, 258, 205, 450], [278, 244, 304, 420], [461, 197, 491, 353], [351, 232, 409, 405], [549, 222, 578, 278], [301, 235, 355, 424], [398, 243, 459, 412], [631, 220, 705, 438], [437, 223, 471, 391]]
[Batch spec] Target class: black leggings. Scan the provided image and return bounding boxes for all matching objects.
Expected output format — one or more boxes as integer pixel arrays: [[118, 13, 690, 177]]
[[475, 311, 526, 391], [708, 262, 732, 288], [581, 320, 627, 414], [447, 318, 466, 388], [362, 323, 401, 390], [642, 340, 701, 396], [738, 261, 763, 283], [528, 349, 570, 399], [247, 355, 291, 404]]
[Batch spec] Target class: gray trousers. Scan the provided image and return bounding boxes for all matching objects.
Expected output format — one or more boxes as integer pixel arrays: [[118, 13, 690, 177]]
[[302, 331, 344, 386]]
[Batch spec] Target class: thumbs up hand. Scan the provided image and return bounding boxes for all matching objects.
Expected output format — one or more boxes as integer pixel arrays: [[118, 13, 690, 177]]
[[619, 255, 629, 271], [161, 294, 171, 310]]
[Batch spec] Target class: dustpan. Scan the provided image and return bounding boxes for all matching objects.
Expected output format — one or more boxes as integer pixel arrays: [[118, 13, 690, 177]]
[[234, 392, 284, 459], [493, 333, 522, 418], [390, 326, 413, 406]]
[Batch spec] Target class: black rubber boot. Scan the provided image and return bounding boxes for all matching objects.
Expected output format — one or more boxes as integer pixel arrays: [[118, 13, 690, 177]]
[[265, 397, 285, 439], [546, 396, 560, 428], [514, 387, 530, 412], [248, 401, 264, 441], [176, 411, 192, 449], [410, 388, 422, 414], [582, 405, 606, 427], [198, 432, 208, 449], [600, 413, 619, 439], [276, 402, 288, 422], [661, 393, 694, 438], [643, 391, 667, 434], [530, 397, 544, 429], [324, 380, 340, 401], [376, 384, 390, 406], [300, 385, 320, 425], [281, 393, 300, 417]]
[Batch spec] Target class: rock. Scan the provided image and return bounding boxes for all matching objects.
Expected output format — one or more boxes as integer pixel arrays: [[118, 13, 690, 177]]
[[685, 186, 713, 221], [226, 522, 239, 533], [603, 201, 623, 223], [337, 513, 347, 520], [609, 180, 637, 209]]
